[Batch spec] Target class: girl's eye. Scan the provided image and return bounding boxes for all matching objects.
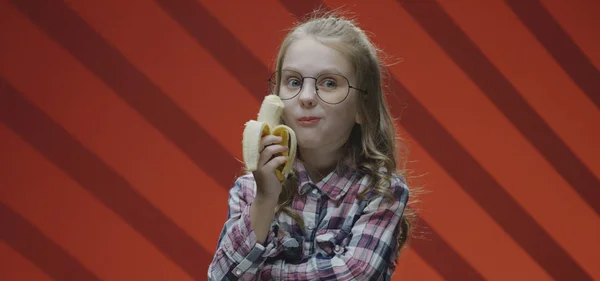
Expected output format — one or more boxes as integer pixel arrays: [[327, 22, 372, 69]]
[[320, 79, 337, 89], [287, 78, 302, 88]]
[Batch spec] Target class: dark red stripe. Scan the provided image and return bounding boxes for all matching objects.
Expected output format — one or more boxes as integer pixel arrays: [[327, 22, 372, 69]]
[[154, 0, 270, 101], [398, 0, 600, 218], [0, 202, 103, 281], [8, 0, 239, 190], [410, 220, 485, 280], [279, 1, 593, 280], [505, 0, 600, 109], [0, 78, 210, 281]]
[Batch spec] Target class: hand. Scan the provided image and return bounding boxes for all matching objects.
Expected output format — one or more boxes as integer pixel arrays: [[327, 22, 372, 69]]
[[252, 135, 289, 200]]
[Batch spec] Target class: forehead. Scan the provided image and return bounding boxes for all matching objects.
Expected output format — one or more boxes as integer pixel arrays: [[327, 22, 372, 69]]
[[282, 37, 354, 78]]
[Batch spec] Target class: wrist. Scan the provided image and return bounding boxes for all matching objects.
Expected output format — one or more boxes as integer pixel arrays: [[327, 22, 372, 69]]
[[253, 193, 279, 208]]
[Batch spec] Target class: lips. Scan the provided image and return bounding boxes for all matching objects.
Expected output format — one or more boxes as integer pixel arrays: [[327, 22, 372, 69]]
[[297, 116, 321, 126], [298, 116, 320, 121]]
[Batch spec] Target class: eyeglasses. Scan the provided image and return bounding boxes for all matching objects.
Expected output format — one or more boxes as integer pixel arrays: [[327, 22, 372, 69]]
[[268, 70, 367, 104]]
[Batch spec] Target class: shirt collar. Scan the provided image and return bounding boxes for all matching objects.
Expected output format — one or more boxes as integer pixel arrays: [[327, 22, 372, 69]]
[[294, 156, 358, 201]]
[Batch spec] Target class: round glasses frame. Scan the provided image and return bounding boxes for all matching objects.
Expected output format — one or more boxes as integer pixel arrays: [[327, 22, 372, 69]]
[[268, 70, 368, 105]]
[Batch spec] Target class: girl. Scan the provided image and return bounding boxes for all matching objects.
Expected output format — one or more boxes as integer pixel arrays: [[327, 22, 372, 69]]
[[208, 11, 412, 281]]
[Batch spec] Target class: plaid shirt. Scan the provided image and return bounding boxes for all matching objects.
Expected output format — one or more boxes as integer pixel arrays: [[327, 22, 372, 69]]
[[208, 158, 409, 281]]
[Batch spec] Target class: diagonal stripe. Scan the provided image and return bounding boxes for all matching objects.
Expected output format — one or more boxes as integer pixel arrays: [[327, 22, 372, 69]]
[[409, 220, 485, 280], [0, 78, 211, 280], [397, 0, 600, 218], [0, 242, 54, 281], [153, 0, 270, 101], [279, 1, 593, 280], [504, 0, 600, 109], [7, 0, 239, 191], [0, 202, 102, 281], [538, 0, 600, 70], [394, 248, 446, 281]]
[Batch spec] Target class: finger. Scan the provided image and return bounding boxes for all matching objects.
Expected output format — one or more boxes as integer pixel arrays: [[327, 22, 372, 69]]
[[265, 155, 288, 172], [259, 144, 288, 167], [259, 135, 283, 153], [259, 144, 288, 168], [259, 135, 282, 153]]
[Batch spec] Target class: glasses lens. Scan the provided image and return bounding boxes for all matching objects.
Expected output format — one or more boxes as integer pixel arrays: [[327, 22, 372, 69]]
[[316, 74, 349, 104], [269, 70, 303, 99]]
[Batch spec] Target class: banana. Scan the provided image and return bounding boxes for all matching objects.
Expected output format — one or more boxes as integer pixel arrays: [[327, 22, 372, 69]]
[[242, 94, 297, 182]]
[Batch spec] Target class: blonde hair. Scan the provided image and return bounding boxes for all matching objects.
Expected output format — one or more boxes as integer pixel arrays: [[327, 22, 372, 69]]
[[272, 9, 416, 252]]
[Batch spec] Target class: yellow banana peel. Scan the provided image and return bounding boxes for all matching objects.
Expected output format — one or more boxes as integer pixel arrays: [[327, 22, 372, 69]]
[[242, 95, 297, 181]]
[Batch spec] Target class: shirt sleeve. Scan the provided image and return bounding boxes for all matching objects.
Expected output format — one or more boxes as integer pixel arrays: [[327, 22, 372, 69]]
[[256, 177, 409, 281], [207, 175, 285, 281]]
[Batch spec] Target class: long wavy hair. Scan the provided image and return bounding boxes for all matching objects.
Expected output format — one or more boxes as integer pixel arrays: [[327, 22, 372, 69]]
[[271, 10, 416, 252]]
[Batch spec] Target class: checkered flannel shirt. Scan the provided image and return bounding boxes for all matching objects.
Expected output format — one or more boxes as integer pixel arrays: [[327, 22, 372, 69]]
[[208, 158, 409, 281]]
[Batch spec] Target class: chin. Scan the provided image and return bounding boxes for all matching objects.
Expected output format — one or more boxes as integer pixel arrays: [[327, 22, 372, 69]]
[[296, 135, 323, 149]]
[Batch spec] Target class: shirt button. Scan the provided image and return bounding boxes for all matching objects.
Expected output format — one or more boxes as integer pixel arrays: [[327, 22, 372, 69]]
[[312, 189, 319, 195], [235, 269, 242, 276], [334, 245, 342, 253]]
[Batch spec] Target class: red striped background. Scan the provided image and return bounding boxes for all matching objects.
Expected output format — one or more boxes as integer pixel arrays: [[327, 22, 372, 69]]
[[1, 0, 599, 280]]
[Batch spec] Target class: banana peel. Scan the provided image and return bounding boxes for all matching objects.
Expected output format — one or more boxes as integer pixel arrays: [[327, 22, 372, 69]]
[[242, 95, 297, 181]]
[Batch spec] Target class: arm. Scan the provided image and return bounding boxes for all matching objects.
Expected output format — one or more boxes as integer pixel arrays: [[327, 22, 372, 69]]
[[207, 176, 284, 281], [257, 178, 410, 281]]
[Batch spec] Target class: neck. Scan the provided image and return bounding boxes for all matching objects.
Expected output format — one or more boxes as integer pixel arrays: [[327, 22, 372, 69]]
[[298, 145, 345, 183]]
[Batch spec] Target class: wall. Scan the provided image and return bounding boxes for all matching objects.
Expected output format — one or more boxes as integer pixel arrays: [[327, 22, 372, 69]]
[[1, 0, 599, 280]]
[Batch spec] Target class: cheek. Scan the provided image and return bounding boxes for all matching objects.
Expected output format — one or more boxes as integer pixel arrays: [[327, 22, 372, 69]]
[[281, 108, 292, 124], [331, 106, 357, 126]]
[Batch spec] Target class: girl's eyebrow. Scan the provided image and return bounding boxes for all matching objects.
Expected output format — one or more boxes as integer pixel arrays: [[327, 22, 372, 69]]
[[316, 68, 345, 76]]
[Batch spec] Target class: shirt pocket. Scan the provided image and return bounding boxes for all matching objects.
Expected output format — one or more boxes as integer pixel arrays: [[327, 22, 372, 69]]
[[314, 228, 351, 257], [272, 225, 305, 264]]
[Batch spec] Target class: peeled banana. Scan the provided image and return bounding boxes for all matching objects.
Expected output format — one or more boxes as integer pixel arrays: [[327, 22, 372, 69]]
[[242, 94, 297, 182]]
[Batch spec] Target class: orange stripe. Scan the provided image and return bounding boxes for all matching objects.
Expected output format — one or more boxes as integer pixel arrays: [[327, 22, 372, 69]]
[[440, 0, 600, 180], [334, 0, 599, 278], [0, 242, 54, 281], [0, 3, 227, 254], [540, 0, 600, 71], [67, 0, 259, 160], [0, 124, 194, 281]]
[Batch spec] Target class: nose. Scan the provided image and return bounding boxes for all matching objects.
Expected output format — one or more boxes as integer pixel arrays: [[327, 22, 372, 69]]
[[298, 78, 318, 108]]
